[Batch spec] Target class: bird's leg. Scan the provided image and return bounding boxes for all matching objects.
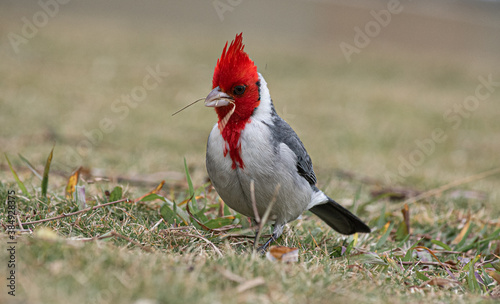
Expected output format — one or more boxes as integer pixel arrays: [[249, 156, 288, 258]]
[[256, 235, 276, 254], [256, 223, 284, 254]]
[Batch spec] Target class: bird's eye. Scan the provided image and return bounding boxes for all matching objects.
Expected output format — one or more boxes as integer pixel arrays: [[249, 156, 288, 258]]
[[233, 85, 246, 96]]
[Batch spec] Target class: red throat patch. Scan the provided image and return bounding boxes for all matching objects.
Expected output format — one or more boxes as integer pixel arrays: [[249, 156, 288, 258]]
[[212, 33, 260, 170], [221, 121, 245, 170]]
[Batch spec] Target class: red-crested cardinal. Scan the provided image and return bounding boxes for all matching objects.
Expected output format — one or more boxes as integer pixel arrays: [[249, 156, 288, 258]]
[[205, 33, 370, 251]]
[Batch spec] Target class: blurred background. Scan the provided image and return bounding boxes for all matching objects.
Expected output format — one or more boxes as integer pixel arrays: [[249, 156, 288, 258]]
[[1, 0, 499, 204]]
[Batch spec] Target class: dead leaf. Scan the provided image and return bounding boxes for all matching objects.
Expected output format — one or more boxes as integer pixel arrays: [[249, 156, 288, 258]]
[[424, 277, 458, 288], [134, 180, 165, 203], [218, 199, 224, 218], [402, 203, 410, 235], [492, 259, 500, 271], [381, 221, 391, 235], [451, 216, 470, 245], [65, 167, 82, 199], [396, 204, 410, 241], [266, 246, 299, 263], [486, 269, 500, 284]]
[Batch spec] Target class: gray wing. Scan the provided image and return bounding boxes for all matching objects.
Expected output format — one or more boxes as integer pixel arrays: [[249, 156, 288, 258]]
[[266, 114, 317, 186]]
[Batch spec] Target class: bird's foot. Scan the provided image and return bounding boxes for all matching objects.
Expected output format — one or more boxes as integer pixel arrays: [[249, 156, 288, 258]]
[[255, 236, 275, 255]]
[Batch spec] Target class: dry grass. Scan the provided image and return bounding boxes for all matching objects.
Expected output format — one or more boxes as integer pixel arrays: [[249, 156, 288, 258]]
[[1, 1, 500, 303]]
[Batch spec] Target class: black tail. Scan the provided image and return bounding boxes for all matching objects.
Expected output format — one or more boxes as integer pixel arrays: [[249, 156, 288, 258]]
[[309, 198, 370, 235]]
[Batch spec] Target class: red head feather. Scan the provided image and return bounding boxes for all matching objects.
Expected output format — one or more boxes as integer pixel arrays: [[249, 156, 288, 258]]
[[211, 33, 261, 170], [212, 33, 258, 92]]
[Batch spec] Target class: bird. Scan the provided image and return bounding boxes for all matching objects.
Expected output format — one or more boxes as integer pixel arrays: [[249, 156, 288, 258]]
[[204, 33, 370, 252]]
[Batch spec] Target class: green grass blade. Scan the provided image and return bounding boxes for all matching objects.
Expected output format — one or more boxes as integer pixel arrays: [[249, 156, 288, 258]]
[[375, 204, 387, 228], [374, 221, 395, 251], [466, 255, 481, 292], [109, 186, 123, 202], [41, 146, 54, 198], [18, 153, 43, 180], [203, 218, 234, 229], [456, 238, 480, 253], [351, 184, 362, 212], [140, 193, 190, 225], [223, 201, 231, 216], [183, 157, 198, 212], [139, 193, 166, 203], [402, 237, 424, 262], [344, 235, 355, 255], [430, 239, 452, 251], [160, 203, 179, 225], [463, 254, 481, 272], [416, 271, 430, 282], [4, 153, 31, 198], [395, 220, 409, 241]]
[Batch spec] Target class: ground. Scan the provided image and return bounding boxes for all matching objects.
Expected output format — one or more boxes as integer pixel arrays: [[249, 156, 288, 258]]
[[0, 1, 500, 303]]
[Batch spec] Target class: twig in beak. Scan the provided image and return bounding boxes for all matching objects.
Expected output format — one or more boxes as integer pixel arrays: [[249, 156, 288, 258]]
[[171, 98, 205, 116], [218, 99, 236, 131]]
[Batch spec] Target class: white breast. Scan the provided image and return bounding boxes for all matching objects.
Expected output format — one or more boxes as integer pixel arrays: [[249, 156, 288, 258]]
[[206, 118, 313, 227]]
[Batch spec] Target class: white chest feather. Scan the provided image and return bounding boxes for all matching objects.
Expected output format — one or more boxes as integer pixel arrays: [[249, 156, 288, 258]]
[[206, 118, 313, 226]]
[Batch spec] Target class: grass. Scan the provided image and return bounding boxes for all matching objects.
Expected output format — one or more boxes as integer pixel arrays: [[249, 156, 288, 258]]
[[0, 153, 499, 303], [1, 2, 500, 303]]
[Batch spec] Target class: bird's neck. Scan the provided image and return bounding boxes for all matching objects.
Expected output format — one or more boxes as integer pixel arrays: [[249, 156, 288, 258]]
[[218, 73, 274, 170]]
